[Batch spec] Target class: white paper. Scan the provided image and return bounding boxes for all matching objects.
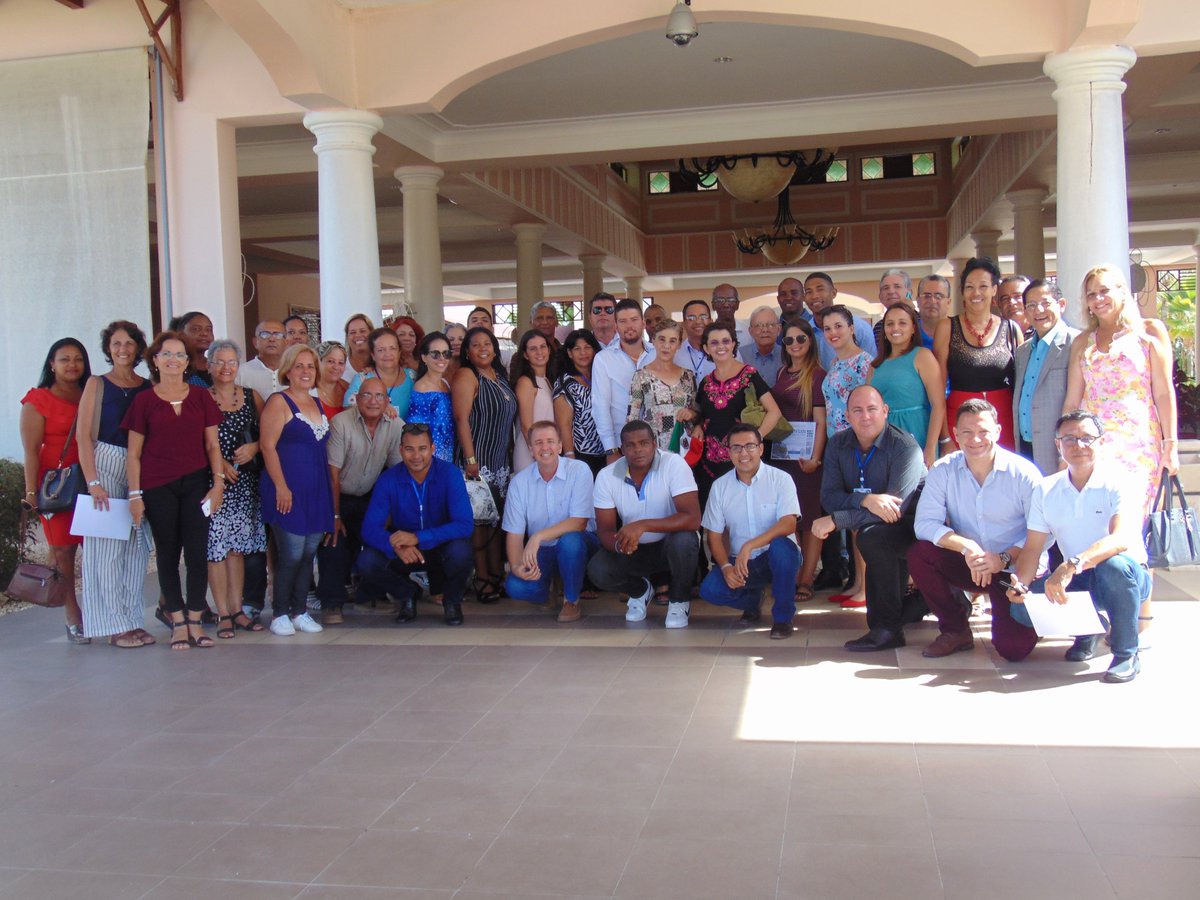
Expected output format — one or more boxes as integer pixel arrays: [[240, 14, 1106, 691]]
[[769, 421, 817, 461], [1019, 591, 1105, 637], [68, 495, 133, 540]]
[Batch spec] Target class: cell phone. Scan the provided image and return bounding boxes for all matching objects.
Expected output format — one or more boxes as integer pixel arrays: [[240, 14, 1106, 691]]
[[200, 498, 212, 517]]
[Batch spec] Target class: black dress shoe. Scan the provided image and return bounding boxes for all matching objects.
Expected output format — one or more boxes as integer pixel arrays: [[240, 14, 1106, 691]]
[[769, 622, 793, 639], [739, 607, 761, 624], [844, 627, 906, 652], [1064, 634, 1101, 662], [812, 568, 841, 590], [395, 597, 417, 624], [443, 602, 464, 626]]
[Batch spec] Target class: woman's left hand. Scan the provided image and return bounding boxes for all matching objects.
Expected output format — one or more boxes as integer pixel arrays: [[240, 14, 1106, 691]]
[[676, 408, 697, 424], [1166, 445, 1180, 476], [382, 405, 399, 420], [204, 485, 224, 517], [231, 442, 257, 466]]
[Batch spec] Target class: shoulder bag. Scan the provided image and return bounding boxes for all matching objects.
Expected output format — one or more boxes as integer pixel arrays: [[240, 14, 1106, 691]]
[[740, 383, 794, 443], [1144, 469, 1200, 569], [36, 411, 86, 513], [4, 511, 66, 607]]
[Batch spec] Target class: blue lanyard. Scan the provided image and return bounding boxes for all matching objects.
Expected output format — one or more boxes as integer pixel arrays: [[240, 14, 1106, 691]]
[[410, 477, 428, 530], [854, 445, 877, 489], [686, 343, 706, 376]]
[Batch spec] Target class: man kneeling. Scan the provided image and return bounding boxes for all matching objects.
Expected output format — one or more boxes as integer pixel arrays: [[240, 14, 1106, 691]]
[[699, 424, 801, 639], [503, 421, 599, 622], [358, 423, 474, 626], [1006, 411, 1149, 683]]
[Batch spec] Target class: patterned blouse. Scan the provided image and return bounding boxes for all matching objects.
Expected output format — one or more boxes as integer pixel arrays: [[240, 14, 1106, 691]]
[[628, 367, 698, 451], [552, 374, 605, 457]]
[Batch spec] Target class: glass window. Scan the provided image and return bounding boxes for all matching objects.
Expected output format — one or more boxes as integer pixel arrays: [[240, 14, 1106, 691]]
[[860, 156, 884, 180], [696, 172, 718, 191], [649, 171, 671, 194], [825, 159, 848, 183], [912, 152, 936, 176]]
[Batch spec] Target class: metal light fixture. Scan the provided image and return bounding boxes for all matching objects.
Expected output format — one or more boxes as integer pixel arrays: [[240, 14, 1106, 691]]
[[665, 0, 698, 47], [678, 149, 838, 203], [735, 189, 839, 265]]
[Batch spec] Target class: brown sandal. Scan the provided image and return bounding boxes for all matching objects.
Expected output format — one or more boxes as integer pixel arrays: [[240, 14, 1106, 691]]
[[109, 630, 145, 649]]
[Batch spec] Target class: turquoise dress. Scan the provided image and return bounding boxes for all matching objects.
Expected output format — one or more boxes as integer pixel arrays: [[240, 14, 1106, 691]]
[[873, 349, 931, 447], [406, 388, 455, 462]]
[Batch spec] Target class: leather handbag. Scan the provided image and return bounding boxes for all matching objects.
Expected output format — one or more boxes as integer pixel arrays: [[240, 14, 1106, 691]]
[[1144, 470, 1200, 569], [4, 512, 66, 607], [36, 412, 85, 513], [740, 383, 794, 442]]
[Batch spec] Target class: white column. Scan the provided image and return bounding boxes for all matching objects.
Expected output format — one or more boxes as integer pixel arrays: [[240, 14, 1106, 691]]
[[624, 275, 645, 303], [514, 223, 546, 332], [1193, 241, 1200, 380], [1007, 188, 1048, 279], [395, 165, 445, 334], [971, 229, 1002, 264], [581, 253, 606, 304], [1044, 46, 1137, 328], [303, 109, 384, 341]]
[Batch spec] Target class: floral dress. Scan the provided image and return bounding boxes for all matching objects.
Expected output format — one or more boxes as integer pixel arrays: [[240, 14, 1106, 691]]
[[628, 367, 698, 451], [207, 387, 267, 562], [821, 351, 872, 436], [1081, 328, 1164, 516]]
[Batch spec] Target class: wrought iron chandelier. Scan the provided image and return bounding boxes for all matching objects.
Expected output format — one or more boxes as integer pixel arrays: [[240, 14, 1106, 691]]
[[734, 189, 839, 266]]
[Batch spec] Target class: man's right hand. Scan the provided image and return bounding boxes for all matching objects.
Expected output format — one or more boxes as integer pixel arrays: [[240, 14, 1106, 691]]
[[862, 493, 903, 523]]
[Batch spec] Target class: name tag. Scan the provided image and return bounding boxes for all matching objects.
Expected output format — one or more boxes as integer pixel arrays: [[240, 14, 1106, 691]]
[[853, 487, 871, 495]]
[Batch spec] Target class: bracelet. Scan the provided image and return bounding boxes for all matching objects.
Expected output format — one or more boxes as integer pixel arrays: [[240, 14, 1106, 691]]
[[466, 456, 477, 465], [87, 480, 102, 487], [721, 562, 734, 569], [564, 451, 576, 457], [938, 437, 953, 445], [333, 515, 341, 520], [128, 490, 143, 498], [25, 490, 35, 497]]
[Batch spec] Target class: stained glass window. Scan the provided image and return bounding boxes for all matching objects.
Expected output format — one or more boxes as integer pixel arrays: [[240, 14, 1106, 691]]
[[825, 159, 848, 183], [649, 171, 671, 194], [860, 156, 883, 180], [696, 172, 718, 191], [912, 152, 936, 176]]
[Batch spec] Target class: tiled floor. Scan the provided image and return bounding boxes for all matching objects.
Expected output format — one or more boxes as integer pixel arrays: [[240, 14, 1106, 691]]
[[0, 572, 1198, 900]]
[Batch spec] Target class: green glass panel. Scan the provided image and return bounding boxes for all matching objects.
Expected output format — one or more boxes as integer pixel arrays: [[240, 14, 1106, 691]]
[[697, 172, 718, 190], [912, 152, 936, 176], [825, 159, 848, 183], [860, 156, 883, 180], [649, 171, 671, 194]]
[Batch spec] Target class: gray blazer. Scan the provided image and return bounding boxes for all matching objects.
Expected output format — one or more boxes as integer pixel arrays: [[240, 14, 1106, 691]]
[[1011, 324, 1080, 474]]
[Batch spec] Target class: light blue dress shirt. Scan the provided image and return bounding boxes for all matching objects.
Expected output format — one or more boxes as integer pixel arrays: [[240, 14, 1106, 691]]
[[737, 343, 784, 386], [701, 462, 800, 559], [1017, 318, 1065, 442], [797, 310, 878, 370], [502, 456, 595, 546]]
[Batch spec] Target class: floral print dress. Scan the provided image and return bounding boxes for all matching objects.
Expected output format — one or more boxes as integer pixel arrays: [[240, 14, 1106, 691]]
[[821, 351, 872, 436], [628, 367, 698, 451]]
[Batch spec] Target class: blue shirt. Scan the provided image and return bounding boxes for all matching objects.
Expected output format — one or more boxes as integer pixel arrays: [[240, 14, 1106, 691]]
[[737, 343, 784, 386], [1017, 318, 1066, 442], [797, 310, 878, 370], [914, 447, 1042, 552], [701, 462, 800, 559], [674, 341, 715, 383], [502, 456, 595, 546], [362, 456, 473, 556]]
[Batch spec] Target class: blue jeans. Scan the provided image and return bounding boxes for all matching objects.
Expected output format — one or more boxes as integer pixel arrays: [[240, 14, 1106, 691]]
[[505, 531, 600, 604], [1012, 553, 1150, 660], [699, 537, 801, 624], [357, 539, 472, 606], [271, 527, 324, 619]]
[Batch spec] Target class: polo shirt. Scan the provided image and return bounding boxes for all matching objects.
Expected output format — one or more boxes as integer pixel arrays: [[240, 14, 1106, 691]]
[[502, 456, 596, 546], [593, 450, 697, 543], [1028, 464, 1147, 565], [701, 462, 800, 559], [325, 406, 404, 496], [235, 357, 280, 400]]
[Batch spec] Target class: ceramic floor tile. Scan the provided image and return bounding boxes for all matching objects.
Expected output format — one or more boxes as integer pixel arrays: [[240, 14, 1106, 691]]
[[939, 847, 1117, 900], [615, 837, 780, 899], [1098, 854, 1200, 900], [463, 832, 634, 895], [0, 870, 161, 900], [314, 830, 494, 890], [177, 824, 360, 883]]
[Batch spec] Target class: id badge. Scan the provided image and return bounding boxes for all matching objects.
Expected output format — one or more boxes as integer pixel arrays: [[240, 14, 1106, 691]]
[[853, 487, 871, 495]]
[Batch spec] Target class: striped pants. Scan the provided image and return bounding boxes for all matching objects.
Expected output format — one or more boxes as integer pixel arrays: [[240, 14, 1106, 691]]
[[80, 442, 153, 638]]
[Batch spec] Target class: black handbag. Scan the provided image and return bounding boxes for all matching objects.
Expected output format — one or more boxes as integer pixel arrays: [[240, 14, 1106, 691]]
[[1144, 470, 1200, 569], [238, 387, 264, 476], [36, 413, 85, 513]]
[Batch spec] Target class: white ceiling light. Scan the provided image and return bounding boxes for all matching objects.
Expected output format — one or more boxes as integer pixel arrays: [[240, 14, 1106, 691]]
[[665, 1, 698, 47]]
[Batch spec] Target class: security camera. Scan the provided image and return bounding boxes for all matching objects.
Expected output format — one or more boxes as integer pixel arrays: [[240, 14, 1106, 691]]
[[665, 1, 698, 47]]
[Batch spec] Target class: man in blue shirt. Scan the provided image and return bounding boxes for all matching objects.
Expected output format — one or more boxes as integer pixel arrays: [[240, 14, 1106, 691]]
[[1012, 279, 1079, 474], [802, 272, 877, 369], [359, 422, 474, 626], [909, 398, 1043, 661], [503, 421, 599, 622], [737, 306, 784, 385]]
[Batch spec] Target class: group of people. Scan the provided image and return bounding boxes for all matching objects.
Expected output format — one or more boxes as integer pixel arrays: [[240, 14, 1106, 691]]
[[19, 259, 1176, 680]]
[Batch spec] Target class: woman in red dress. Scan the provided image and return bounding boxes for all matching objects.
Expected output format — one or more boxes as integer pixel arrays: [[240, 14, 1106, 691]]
[[20, 338, 92, 643]]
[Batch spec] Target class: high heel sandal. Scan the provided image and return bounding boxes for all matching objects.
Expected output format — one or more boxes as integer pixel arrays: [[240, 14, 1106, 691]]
[[216, 615, 236, 640], [472, 576, 501, 604], [185, 614, 214, 648]]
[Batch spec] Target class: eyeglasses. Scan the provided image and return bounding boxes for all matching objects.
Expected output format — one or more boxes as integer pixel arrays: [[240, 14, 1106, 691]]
[[713, 297, 738, 305], [591, 305, 615, 315], [783, 335, 809, 345], [1024, 299, 1059, 310], [751, 321, 779, 330], [425, 350, 453, 360], [728, 441, 761, 454], [210, 359, 239, 368], [1055, 434, 1100, 448], [685, 313, 711, 322], [357, 392, 388, 402], [257, 330, 285, 339], [707, 338, 735, 347], [155, 351, 189, 361], [919, 292, 948, 301]]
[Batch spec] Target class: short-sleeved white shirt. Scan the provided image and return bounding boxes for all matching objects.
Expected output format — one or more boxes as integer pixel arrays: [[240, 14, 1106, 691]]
[[593, 450, 698, 543], [502, 456, 595, 546], [1028, 464, 1147, 565], [702, 462, 801, 559]]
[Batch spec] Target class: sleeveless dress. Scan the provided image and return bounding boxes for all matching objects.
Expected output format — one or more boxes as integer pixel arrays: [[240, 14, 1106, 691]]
[[512, 375, 554, 472], [946, 316, 1018, 450], [770, 366, 827, 536], [407, 387, 456, 462], [259, 394, 334, 536], [821, 351, 872, 436], [20, 388, 81, 546], [208, 387, 268, 561], [1080, 328, 1164, 516], [628, 367, 699, 451], [873, 349, 931, 448], [455, 371, 518, 496]]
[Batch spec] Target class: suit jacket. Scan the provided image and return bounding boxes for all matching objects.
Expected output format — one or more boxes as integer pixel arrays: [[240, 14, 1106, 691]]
[[1012, 323, 1079, 474]]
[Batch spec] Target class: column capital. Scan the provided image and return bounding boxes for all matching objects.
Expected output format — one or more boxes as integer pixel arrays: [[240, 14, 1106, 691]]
[[394, 165, 444, 190], [1006, 187, 1047, 211], [303, 109, 383, 154], [514, 222, 546, 243], [1043, 45, 1136, 92], [580, 252, 606, 265]]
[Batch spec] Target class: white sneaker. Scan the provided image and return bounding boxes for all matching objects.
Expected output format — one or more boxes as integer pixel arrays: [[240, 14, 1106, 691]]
[[625, 579, 652, 622], [270, 615, 295, 636], [291, 612, 324, 633], [664, 601, 690, 629]]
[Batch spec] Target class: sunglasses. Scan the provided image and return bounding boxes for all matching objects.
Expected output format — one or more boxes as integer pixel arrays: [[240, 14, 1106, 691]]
[[591, 305, 615, 315], [425, 350, 453, 360], [783, 335, 809, 345]]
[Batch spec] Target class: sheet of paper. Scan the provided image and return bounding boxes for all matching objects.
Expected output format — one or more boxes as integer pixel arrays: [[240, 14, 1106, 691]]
[[769, 420, 817, 461], [1019, 591, 1105, 637], [68, 495, 133, 540]]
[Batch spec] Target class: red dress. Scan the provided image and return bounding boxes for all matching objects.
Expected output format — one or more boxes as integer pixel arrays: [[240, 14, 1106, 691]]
[[21, 387, 82, 547]]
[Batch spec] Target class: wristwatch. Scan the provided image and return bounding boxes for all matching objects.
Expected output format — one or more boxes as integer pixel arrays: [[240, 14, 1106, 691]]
[[466, 456, 477, 465], [998, 551, 1013, 569], [1067, 556, 1083, 571]]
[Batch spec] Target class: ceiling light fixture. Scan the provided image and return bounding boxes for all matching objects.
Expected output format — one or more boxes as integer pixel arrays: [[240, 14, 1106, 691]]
[[665, 0, 698, 47], [734, 188, 839, 266], [678, 149, 838, 203]]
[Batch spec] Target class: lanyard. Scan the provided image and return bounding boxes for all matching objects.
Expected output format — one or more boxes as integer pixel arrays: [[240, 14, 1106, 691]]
[[854, 445, 877, 489], [686, 343, 706, 376], [410, 477, 428, 530]]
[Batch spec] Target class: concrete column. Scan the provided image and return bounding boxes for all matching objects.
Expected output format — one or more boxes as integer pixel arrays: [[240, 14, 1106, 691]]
[[949, 257, 970, 316], [971, 229, 1002, 265], [1193, 241, 1200, 380], [581, 253, 606, 304], [624, 275, 645, 303], [395, 165, 445, 335], [514, 223, 546, 332], [1044, 46, 1137, 328], [303, 109, 384, 341], [1007, 188, 1048, 279]]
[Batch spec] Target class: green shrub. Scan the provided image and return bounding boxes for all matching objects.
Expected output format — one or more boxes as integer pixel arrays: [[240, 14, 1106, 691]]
[[0, 459, 35, 588]]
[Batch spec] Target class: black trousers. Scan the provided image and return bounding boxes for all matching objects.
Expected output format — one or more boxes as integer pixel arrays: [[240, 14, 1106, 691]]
[[856, 519, 924, 632], [142, 468, 210, 615], [316, 491, 372, 609], [587, 531, 699, 603]]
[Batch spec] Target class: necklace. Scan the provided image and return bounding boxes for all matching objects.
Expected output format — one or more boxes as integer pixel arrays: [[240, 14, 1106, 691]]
[[963, 314, 995, 345]]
